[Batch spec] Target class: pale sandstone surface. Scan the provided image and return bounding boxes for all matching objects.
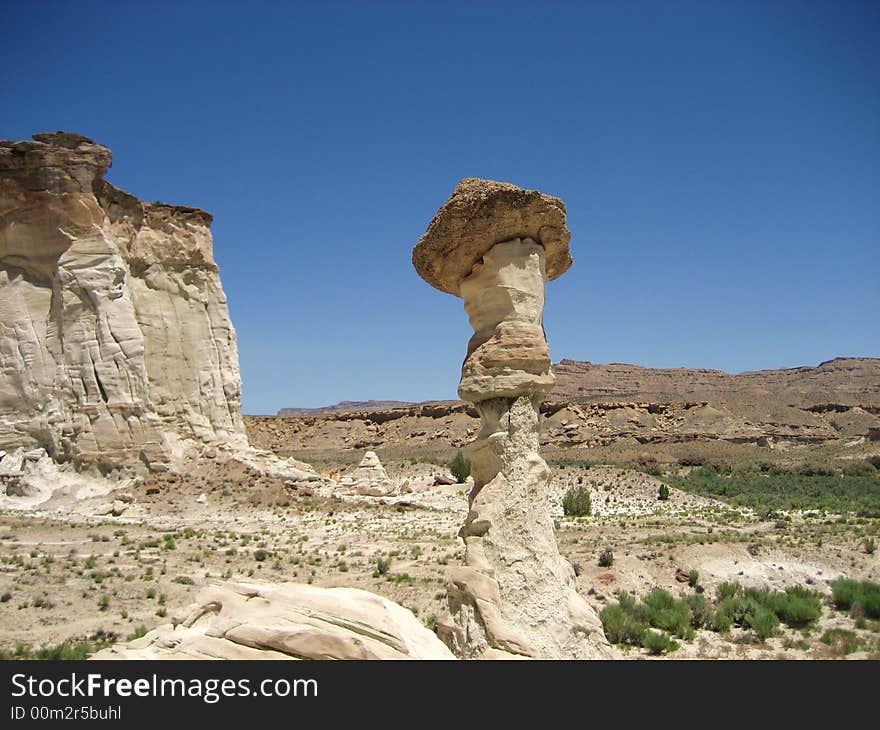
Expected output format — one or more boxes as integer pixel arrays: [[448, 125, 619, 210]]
[[92, 581, 455, 660], [0, 132, 244, 470], [458, 238, 554, 402], [0, 132, 324, 515], [96, 179, 244, 447]]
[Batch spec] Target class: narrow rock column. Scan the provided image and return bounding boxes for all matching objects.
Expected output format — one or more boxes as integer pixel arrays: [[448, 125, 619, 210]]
[[412, 179, 610, 659]]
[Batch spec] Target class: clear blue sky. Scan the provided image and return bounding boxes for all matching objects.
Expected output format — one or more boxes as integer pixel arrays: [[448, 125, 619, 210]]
[[3, 1, 878, 413]]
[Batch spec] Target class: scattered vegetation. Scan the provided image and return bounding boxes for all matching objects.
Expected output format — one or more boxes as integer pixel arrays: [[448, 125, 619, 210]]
[[601, 581, 827, 653], [820, 628, 861, 655], [0, 632, 117, 660], [598, 548, 614, 568], [664, 467, 880, 515], [713, 582, 822, 634]]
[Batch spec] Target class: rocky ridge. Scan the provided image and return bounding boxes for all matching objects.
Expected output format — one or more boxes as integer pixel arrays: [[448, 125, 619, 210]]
[[258, 358, 880, 457]]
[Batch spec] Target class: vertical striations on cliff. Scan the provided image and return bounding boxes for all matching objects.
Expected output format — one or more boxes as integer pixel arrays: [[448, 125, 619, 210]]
[[0, 132, 245, 470]]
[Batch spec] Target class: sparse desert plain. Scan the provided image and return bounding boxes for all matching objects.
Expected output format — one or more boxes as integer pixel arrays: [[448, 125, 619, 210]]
[[2, 379, 878, 659]]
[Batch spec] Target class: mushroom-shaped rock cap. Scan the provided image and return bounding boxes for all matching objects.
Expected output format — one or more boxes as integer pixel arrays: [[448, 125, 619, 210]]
[[412, 178, 572, 296]]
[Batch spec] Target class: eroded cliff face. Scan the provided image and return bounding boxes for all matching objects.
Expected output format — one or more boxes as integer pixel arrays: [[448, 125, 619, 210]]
[[0, 132, 244, 470]]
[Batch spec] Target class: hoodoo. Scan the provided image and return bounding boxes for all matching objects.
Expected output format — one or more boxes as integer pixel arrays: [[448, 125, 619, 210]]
[[412, 178, 610, 659]]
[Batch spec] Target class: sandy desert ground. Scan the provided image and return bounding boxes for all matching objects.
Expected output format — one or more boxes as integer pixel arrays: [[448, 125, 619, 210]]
[[2, 447, 877, 659]]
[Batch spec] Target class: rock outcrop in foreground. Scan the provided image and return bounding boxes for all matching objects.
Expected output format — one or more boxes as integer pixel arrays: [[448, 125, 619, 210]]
[[413, 179, 610, 659], [93, 581, 455, 660], [0, 132, 245, 471]]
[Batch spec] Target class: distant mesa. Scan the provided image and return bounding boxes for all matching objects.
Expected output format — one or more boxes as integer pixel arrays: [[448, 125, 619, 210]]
[[550, 357, 880, 406], [276, 357, 880, 415], [278, 401, 416, 417]]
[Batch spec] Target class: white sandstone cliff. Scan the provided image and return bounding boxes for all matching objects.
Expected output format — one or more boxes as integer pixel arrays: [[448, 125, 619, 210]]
[[0, 132, 244, 471]]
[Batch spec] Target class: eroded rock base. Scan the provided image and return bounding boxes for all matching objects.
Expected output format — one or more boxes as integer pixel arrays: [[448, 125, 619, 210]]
[[437, 240, 610, 659]]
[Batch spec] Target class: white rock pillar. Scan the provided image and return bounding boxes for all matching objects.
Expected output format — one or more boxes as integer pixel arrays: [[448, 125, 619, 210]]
[[412, 179, 610, 659]]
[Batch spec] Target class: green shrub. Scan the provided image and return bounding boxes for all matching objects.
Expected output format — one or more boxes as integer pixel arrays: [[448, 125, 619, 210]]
[[600, 603, 646, 646], [831, 578, 861, 610], [615, 590, 638, 613], [641, 629, 679, 655], [126, 626, 148, 641], [712, 609, 733, 633], [688, 569, 699, 588], [448, 451, 471, 483], [831, 578, 880, 618], [602, 590, 694, 649], [664, 469, 880, 515], [713, 584, 821, 638], [747, 606, 779, 641], [796, 463, 835, 477], [253, 549, 268, 562], [375, 556, 391, 575], [657, 483, 670, 501], [716, 592, 760, 629], [563, 486, 591, 517], [685, 593, 713, 629], [716, 581, 742, 601], [639, 589, 694, 639], [853, 584, 880, 619], [864, 537, 877, 555], [603, 580, 826, 647], [0, 633, 116, 660], [767, 585, 822, 628], [598, 548, 614, 568], [386, 573, 414, 584]]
